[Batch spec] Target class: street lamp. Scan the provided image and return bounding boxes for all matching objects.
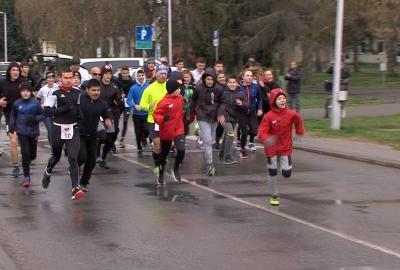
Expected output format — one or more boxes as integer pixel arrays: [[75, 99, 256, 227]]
[[0, 11, 7, 62], [167, 0, 172, 65]]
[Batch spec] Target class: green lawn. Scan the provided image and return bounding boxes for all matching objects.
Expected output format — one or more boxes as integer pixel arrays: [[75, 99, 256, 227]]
[[308, 64, 400, 87], [305, 114, 400, 149], [301, 93, 389, 109]]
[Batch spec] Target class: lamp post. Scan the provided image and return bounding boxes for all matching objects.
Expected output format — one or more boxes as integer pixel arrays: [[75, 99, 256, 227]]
[[0, 11, 7, 62], [167, 0, 172, 65]]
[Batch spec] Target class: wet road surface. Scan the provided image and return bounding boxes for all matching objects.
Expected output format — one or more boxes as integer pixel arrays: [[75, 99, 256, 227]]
[[1, 131, 400, 269]]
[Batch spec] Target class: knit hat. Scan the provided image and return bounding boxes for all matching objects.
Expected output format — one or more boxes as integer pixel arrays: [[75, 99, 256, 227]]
[[156, 64, 168, 75], [101, 64, 113, 76], [166, 79, 182, 94]]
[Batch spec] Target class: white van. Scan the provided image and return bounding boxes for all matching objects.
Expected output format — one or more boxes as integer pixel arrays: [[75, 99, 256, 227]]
[[80, 58, 144, 72]]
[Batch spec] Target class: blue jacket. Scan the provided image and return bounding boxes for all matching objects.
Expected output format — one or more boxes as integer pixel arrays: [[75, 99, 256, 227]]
[[127, 81, 149, 116], [238, 82, 262, 113], [10, 98, 44, 137]]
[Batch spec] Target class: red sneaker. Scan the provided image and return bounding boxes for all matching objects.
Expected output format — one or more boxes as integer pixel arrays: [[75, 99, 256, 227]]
[[71, 187, 85, 200]]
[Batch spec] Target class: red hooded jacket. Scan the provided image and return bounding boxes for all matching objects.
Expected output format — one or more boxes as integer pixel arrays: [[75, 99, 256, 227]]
[[258, 88, 304, 157], [153, 94, 185, 140]]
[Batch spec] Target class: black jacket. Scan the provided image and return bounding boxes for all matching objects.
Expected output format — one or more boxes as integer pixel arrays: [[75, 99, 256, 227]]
[[100, 81, 123, 114], [44, 88, 80, 124], [79, 94, 112, 136], [0, 78, 22, 118], [190, 73, 225, 122]]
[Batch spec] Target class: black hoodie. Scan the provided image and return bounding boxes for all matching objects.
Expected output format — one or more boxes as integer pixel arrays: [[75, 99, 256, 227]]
[[190, 72, 225, 122], [0, 62, 22, 118]]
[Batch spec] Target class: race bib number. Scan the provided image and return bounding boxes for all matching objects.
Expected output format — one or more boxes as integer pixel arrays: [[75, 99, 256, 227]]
[[154, 124, 160, 131], [61, 124, 74, 140]]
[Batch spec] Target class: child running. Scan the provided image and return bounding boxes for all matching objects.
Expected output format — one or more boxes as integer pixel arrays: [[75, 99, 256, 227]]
[[258, 88, 304, 206], [9, 83, 44, 187], [153, 79, 185, 185]]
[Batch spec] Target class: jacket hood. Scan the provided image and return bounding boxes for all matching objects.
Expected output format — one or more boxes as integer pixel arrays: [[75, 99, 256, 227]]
[[201, 72, 215, 87], [6, 62, 21, 81], [269, 88, 287, 112], [134, 70, 147, 85]]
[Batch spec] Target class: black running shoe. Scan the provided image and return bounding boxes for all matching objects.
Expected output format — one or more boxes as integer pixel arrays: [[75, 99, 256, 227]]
[[171, 168, 181, 183], [223, 157, 238, 165], [42, 169, 51, 189], [99, 160, 110, 169]]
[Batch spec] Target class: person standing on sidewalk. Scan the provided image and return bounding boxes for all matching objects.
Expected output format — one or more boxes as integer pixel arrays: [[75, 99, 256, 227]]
[[190, 72, 225, 176], [116, 66, 135, 148], [0, 62, 23, 177], [127, 69, 149, 157], [258, 88, 304, 206], [285, 61, 302, 113], [9, 83, 44, 187], [139, 66, 168, 176], [153, 79, 186, 185], [238, 69, 263, 156], [42, 69, 85, 200], [78, 79, 112, 192]]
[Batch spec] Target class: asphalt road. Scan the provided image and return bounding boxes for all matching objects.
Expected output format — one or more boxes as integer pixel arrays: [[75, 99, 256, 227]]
[[1, 127, 400, 269]]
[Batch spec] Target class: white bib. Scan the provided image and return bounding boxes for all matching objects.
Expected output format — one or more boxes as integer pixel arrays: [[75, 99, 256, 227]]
[[60, 124, 74, 140], [154, 123, 160, 131]]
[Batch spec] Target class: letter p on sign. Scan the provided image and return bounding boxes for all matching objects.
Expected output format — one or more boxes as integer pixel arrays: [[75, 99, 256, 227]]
[[141, 29, 147, 40]]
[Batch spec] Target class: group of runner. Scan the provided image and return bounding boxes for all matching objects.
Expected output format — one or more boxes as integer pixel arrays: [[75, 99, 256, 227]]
[[0, 57, 304, 205]]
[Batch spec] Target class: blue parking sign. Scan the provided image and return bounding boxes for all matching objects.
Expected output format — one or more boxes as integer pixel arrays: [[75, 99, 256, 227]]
[[136, 26, 153, 50]]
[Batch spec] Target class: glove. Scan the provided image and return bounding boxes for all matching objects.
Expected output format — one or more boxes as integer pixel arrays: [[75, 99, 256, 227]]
[[25, 115, 38, 126], [164, 114, 170, 122]]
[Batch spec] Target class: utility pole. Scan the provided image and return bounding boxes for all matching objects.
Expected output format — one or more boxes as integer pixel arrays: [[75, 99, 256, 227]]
[[331, 0, 344, 129], [167, 0, 172, 64], [0, 12, 7, 62]]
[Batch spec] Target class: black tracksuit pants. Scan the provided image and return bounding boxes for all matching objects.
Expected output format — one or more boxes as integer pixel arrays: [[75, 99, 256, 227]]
[[78, 135, 98, 186], [18, 134, 38, 177]]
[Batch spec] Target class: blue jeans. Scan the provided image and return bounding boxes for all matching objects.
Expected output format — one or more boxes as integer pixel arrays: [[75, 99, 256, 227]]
[[198, 120, 217, 165]]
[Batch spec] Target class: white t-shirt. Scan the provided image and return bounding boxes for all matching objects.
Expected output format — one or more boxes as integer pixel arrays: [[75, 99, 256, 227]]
[[79, 67, 91, 82], [37, 84, 59, 105], [191, 69, 204, 84]]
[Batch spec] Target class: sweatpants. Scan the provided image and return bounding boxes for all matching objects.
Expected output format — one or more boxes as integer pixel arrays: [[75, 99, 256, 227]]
[[120, 108, 132, 140], [132, 114, 149, 150], [266, 155, 292, 196], [238, 112, 258, 149], [46, 124, 80, 188], [220, 122, 236, 159], [159, 135, 185, 176], [198, 120, 217, 165], [18, 134, 38, 177], [78, 135, 98, 186]]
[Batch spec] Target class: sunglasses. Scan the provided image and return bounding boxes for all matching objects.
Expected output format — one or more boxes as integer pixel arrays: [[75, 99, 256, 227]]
[[92, 73, 101, 76]]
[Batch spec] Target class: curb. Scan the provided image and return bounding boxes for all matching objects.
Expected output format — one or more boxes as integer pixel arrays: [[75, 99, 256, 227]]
[[295, 145, 400, 170]]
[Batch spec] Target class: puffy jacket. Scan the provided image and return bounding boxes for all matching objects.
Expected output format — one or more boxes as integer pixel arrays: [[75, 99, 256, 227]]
[[238, 81, 262, 113], [190, 72, 225, 122], [10, 98, 44, 137], [153, 94, 185, 140], [258, 88, 304, 157]]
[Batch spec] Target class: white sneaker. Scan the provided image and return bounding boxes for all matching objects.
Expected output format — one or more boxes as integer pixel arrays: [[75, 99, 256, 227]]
[[249, 143, 256, 152]]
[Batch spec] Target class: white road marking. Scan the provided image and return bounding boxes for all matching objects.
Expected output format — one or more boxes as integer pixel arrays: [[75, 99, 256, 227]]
[[117, 153, 400, 260]]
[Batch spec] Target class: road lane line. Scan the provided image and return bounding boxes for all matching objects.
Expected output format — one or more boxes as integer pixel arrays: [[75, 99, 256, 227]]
[[117, 154, 400, 260]]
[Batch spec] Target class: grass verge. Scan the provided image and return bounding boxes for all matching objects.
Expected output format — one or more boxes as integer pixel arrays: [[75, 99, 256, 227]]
[[301, 93, 389, 109], [304, 114, 400, 150]]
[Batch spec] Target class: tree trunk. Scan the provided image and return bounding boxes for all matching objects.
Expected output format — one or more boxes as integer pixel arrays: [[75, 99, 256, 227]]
[[352, 40, 359, 72], [386, 35, 397, 76], [315, 48, 322, 72]]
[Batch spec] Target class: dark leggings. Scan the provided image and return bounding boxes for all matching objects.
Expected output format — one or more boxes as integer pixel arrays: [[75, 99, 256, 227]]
[[121, 108, 131, 139], [159, 135, 185, 176], [132, 114, 149, 150], [101, 113, 120, 160], [18, 134, 38, 177], [78, 135, 98, 186], [215, 122, 224, 143], [46, 124, 80, 188]]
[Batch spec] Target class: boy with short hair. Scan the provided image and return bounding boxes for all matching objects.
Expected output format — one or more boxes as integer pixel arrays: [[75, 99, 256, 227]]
[[258, 88, 304, 206], [9, 83, 44, 187], [153, 79, 185, 185], [219, 75, 244, 164]]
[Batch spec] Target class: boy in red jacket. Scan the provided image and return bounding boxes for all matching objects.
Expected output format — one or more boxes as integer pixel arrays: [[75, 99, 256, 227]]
[[153, 79, 185, 185], [258, 88, 304, 206]]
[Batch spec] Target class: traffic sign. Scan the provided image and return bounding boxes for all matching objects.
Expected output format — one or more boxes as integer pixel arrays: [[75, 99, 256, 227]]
[[213, 29, 219, 47], [136, 26, 153, 50]]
